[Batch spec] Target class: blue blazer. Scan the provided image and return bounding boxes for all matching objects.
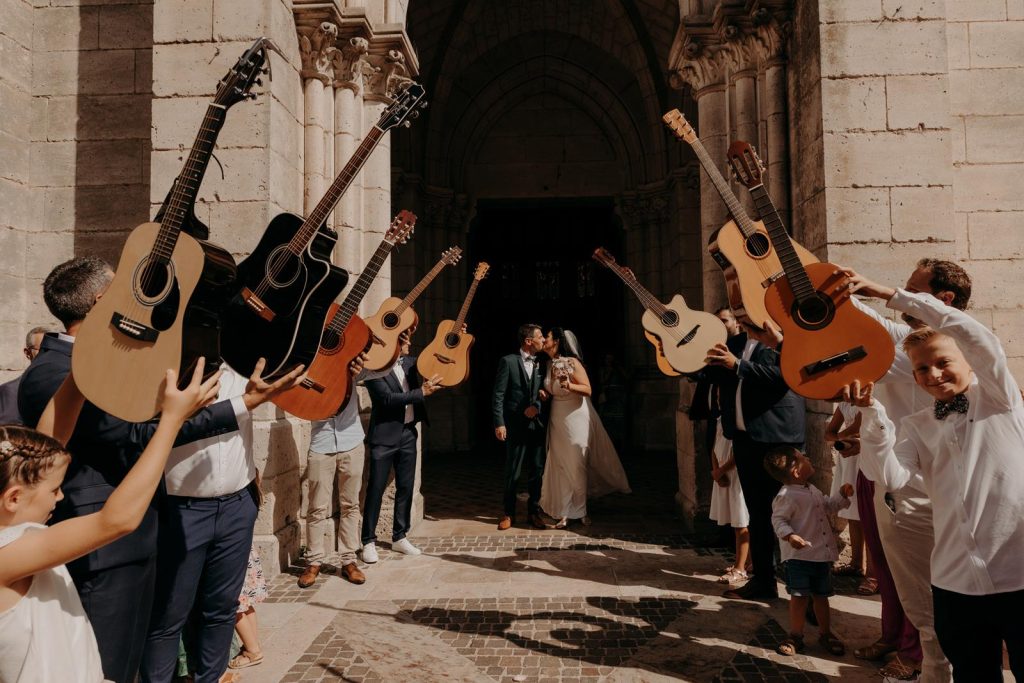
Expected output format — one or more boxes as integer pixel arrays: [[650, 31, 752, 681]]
[[365, 355, 427, 448]]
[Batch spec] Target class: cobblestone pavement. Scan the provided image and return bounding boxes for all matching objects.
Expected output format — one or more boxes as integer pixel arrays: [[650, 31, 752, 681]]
[[245, 452, 892, 682]]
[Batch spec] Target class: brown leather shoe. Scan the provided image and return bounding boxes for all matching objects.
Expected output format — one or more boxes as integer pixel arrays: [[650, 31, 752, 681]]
[[497, 515, 513, 531], [297, 564, 320, 588], [528, 513, 547, 530], [340, 562, 366, 585]]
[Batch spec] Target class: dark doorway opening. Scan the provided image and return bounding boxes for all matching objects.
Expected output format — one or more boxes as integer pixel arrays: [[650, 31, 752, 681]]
[[466, 198, 626, 448]]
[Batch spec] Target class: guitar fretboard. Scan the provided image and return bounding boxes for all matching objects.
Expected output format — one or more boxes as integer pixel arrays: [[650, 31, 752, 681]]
[[608, 266, 668, 318], [328, 238, 394, 333], [749, 185, 816, 301], [454, 278, 482, 329], [687, 136, 759, 239], [396, 257, 451, 315]]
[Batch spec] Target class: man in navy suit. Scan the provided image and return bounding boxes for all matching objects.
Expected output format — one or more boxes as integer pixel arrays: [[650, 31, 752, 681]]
[[0, 325, 48, 424], [360, 339, 442, 561]]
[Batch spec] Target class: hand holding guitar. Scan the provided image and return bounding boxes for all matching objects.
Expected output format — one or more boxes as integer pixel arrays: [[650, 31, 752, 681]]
[[832, 267, 896, 302], [421, 374, 443, 396], [743, 319, 784, 349], [841, 379, 876, 408], [243, 359, 306, 411], [705, 343, 738, 370]]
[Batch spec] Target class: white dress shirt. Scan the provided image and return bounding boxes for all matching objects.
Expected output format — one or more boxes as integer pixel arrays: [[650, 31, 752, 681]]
[[521, 349, 537, 379], [857, 289, 1024, 595], [392, 359, 415, 425], [163, 368, 253, 497], [734, 338, 759, 432], [309, 366, 393, 454], [772, 483, 851, 562]]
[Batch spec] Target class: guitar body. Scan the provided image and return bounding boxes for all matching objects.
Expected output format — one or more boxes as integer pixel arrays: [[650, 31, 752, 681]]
[[639, 294, 727, 374], [72, 222, 237, 422], [417, 320, 475, 387], [271, 306, 372, 420], [765, 262, 896, 400], [710, 218, 819, 330], [363, 297, 419, 372], [643, 331, 681, 377], [221, 212, 349, 379]]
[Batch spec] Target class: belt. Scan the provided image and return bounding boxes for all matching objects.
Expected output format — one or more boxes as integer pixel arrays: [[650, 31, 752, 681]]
[[165, 479, 256, 504]]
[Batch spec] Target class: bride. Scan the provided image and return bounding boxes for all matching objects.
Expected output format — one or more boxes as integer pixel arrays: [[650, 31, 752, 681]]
[[539, 328, 631, 528]]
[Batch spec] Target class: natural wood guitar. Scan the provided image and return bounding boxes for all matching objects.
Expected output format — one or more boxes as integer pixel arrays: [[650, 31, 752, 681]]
[[593, 248, 726, 375], [416, 263, 489, 387], [72, 39, 273, 422], [727, 141, 895, 400], [220, 82, 427, 379], [272, 211, 416, 420], [363, 246, 463, 372], [662, 109, 818, 330]]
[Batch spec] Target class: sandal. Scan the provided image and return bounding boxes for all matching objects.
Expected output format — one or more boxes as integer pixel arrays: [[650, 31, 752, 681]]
[[776, 634, 805, 656], [832, 562, 863, 577], [228, 649, 265, 669], [553, 518, 569, 529], [856, 576, 879, 595], [854, 638, 897, 661], [879, 655, 921, 680], [717, 568, 749, 584], [818, 632, 846, 656]]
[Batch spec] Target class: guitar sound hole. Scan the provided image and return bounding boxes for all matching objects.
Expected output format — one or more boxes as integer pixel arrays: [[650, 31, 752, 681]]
[[319, 328, 343, 354], [132, 257, 174, 304], [792, 293, 835, 331], [660, 310, 679, 327], [382, 312, 400, 329], [745, 233, 771, 258], [444, 333, 461, 349], [266, 246, 301, 289]]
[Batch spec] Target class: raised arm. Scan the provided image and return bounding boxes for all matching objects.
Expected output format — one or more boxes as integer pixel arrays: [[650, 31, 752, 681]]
[[35, 373, 86, 446], [847, 382, 920, 492]]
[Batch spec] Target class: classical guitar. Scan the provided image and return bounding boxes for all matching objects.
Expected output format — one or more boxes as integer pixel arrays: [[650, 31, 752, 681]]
[[220, 82, 427, 379], [272, 211, 416, 420], [71, 39, 274, 422], [662, 109, 818, 330], [727, 141, 895, 400], [592, 248, 726, 375], [363, 246, 463, 372], [416, 262, 489, 387]]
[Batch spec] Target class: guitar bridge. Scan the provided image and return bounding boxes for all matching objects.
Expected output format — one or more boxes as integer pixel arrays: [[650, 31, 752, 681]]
[[432, 353, 455, 365], [761, 271, 785, 288], [241, 287, 275, 322], [676, 324, 700, 347], [111, 313, 158, 342], [299, 377, 325, 393], [803, 346, 867, 376]]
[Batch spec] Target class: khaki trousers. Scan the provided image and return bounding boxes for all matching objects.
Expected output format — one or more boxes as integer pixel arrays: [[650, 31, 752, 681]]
[[305, 442, 365, 565], [874, 487, 952, 683]]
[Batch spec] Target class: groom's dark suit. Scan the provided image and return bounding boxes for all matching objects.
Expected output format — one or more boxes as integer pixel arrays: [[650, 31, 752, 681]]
[[492, 351, 546, 520]]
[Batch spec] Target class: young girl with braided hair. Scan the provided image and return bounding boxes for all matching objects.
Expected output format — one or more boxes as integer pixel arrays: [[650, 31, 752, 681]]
[[0, 361, 221, 682]]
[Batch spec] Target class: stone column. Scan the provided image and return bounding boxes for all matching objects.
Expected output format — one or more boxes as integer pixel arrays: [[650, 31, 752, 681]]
[[761, 38, 790, 235], [730, 68, 758, 217], [298, 22, 338, 213]]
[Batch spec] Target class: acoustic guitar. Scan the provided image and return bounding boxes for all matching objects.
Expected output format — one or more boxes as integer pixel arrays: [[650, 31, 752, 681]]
[[220, 82, 427, 379], [272, 211, 416, 420], [727, 141, 895, 400], [363, 246, 463, 372], [592, 248, 726, 375], [71, 39, 273, 422], [416, 262, 489, 387], [662, 109, 818, 330]]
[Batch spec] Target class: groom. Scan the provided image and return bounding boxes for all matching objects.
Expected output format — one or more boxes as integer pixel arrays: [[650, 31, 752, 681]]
[[493, 323, 547, 530]]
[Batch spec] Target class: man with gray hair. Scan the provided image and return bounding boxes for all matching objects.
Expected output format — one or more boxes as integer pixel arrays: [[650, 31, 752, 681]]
[[0, 325, 50, 424]]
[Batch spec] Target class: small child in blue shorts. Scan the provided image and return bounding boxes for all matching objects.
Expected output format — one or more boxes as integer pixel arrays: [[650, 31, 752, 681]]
[[765, 445, 853, 657]]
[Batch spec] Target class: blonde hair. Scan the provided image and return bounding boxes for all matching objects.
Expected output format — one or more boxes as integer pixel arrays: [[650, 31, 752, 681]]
[[902, 327, 942, 354], [0, 425, 71, 491]]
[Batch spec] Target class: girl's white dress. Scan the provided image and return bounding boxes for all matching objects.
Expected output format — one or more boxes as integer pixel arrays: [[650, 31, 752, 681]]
[[0, 523, 106, 682], [539, 364, 631, 519], [708, 422, 749, 528], [829, 403, 861, 520]]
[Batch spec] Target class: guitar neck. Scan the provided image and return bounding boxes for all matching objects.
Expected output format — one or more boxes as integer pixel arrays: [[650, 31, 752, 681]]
[[289, 126, 385, 254], [396, 257, 450, 314], [453, 279, 482, 329], [328, 238, 394, 332], [609, 266, 667, 317], [153, 103, 228, 261], [749, 184, 816, 301], [687, 137, 759, 238]]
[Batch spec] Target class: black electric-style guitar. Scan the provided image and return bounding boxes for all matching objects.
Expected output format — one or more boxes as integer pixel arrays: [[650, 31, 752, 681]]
[[220, 82, 427, 378]]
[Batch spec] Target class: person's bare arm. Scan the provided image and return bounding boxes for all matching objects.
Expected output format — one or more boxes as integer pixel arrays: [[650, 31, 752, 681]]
[[564, 359, 592, 397]]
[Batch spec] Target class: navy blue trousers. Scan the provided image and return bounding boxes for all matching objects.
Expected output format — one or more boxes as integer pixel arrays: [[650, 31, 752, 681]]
[[361, 426, 417, 545], [140, 483, 258, 683]]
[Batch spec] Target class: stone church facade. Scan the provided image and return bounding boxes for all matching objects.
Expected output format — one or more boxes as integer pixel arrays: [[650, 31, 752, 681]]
[[2, 0, 1021, 574]]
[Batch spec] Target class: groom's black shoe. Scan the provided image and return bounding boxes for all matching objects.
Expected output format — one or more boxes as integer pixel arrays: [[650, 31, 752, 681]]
[[528, 512, 546, 530]]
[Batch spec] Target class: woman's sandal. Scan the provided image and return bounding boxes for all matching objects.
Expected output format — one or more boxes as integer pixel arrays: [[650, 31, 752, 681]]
[[717, 568, 749, 584], [854, 638, 897, 660], [228, 649, 265, 669], [856, 576, 879, 595], [818, 632, 846, 656], [553, 518, 570, 529], [776, 634, 805, 656]]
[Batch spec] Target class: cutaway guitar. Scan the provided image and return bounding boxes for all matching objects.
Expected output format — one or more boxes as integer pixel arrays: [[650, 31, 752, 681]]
[[272, 211, 416, 420], [363, 246, 463, 372], [416, 263, 489, 387], [727, 141, 895, 400], [72, 39, 274, 422], [220, 82, 427, 379], [592, 248, 726, 375], [662, 109, 818, 330]]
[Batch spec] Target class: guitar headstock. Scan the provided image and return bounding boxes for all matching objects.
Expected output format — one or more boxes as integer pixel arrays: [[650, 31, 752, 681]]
[[592, 247, 618, 269], [385, 210, 416, 246], [377, 82, 428, 131], [213, 38, 280, 109], [473, 262, 490, 281], [727, 140, 766, 189], [441, 246, 463, 266], [662, 109, 698, 144]]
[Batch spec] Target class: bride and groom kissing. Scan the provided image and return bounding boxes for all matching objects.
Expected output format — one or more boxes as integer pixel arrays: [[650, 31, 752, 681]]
[[492, 324, 630, 531]]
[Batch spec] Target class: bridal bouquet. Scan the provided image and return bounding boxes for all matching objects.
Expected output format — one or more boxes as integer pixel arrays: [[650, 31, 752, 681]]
[[552, 357, 574, 387]]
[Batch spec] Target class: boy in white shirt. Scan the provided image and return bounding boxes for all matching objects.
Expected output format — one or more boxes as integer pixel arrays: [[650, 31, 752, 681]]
[[765, 446, 853, 657]]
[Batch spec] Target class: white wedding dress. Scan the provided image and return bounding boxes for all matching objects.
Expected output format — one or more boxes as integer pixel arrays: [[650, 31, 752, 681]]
[[539, 363, 631, 519]]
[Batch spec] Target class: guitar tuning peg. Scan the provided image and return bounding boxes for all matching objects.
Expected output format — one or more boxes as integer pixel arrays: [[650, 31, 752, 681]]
[[409, 111, 420, 120], [420, 100, 429, 109], [254, 78, 263, 87], [247, 92, 258, 100], [403, 121, 411, 128]]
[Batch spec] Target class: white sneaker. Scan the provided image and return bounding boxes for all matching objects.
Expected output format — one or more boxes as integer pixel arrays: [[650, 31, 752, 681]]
[[391, 538, 422, 556], [361, 543, 379, 564]]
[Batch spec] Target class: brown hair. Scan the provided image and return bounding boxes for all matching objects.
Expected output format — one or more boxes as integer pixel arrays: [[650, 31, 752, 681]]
[[0, 425, 71, 492], [763, 445, 802, 484], [901, 327, 942, 354], [916, 258, 972, 310]]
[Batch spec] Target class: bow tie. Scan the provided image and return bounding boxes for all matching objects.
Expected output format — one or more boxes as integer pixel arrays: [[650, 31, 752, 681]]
[[934, 394, 969, 420]]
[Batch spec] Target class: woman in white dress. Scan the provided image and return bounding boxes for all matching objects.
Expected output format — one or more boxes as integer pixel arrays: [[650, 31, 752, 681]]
[[538, 328, 630, 528]]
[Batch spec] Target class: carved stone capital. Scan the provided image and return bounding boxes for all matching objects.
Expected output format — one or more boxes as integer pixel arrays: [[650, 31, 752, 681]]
[[618, 190, 670, 226], [331, 36, 377, 93], [366, 49, 414, 101], [298, 21, 338, 84]]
